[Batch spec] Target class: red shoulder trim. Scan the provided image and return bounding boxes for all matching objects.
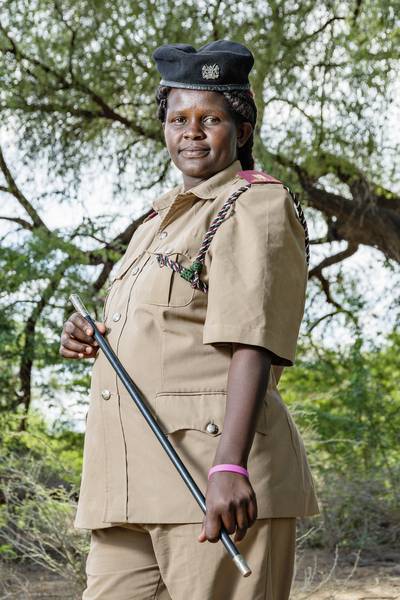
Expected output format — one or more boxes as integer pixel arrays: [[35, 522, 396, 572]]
[[143, 211, 158, 223], [237, 170, 282, 185]]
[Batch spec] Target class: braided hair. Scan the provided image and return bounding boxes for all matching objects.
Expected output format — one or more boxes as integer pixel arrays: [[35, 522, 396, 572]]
[[155, 86, 257, 170]]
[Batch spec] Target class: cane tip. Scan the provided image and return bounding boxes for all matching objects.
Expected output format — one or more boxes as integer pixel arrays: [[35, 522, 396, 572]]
[[233, 554, 252, 577]]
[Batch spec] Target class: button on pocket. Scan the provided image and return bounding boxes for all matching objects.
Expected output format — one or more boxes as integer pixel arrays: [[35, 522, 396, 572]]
[[206, 423, 219, 435]]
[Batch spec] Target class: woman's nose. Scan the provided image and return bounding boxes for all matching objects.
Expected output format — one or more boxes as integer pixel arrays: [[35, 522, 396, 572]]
[[183, 121, 206, 139]]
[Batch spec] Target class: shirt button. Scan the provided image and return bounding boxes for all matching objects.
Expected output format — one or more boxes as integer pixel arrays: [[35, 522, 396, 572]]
[[132, 266, 139, 275], [101, 390, 111, 400], [165, 248, 174, 255], [112, 313, 121, 322], [159, 232, 168, 239], [206, 423, 219, 435]]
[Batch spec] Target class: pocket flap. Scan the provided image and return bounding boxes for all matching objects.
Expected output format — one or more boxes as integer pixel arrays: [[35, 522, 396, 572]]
[[113, 251, 144, 281], [155, 393, 269, 437], [156, 393, 226, 437], [135, 253, 195, 307]]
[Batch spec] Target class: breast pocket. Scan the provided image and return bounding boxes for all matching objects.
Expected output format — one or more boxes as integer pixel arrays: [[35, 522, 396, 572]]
[[135, 252, 196, 308], [103, 252, 144, 321]]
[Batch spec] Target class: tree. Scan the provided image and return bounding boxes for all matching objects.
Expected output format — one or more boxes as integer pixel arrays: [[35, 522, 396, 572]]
[[1, 0, 400, 422], [280, 332, 400, 548]]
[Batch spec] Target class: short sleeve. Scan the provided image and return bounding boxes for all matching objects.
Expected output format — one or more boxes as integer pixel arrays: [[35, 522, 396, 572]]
[[203, 184, 307, 366]]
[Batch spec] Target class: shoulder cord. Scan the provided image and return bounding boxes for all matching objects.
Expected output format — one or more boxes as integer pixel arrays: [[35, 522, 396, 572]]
[[284, 186, 310, 266], [156, 184, 310, 294]]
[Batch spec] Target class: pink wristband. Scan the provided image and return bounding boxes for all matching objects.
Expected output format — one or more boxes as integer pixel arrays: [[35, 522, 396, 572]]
[[208, 464, 249, 480]]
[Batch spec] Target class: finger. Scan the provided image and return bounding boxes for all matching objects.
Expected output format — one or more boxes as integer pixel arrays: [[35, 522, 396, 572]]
[[60, 346, 92, 359], [95, 321, 107, 335], [198, 519, 207, 543], [60, 333, 96, 355], [81, 321, 106, 347], [60, 341, 98, 360], [69, 312, 95, 336], [247, 495, 258, 528], [64, 317, 97, 345], [233, 506, 249, 544], [204, 511, 222, 543], [220, 510, 237, 536], [66, 319, 106, 347]]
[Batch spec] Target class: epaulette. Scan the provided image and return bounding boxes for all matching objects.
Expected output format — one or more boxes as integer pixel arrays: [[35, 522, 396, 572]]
[[143, 211, 158, 223], [236, 170, 283, 185]]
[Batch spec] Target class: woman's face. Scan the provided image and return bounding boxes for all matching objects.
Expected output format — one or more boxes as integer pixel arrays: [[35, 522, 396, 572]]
[[163, 89, 252, 191]]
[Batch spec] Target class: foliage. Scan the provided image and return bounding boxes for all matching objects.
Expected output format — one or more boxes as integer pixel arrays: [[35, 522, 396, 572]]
[[0, 418, 88, 596], [0, 412, 84, 485], [0, 0, 400, 419], [1, 0, 399, 191], [283, 331, 400, 549], [282, 332, 400, 469], [0, 333, 399, 591]]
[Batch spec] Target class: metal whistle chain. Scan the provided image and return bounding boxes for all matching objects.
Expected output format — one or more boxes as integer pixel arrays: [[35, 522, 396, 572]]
[[69, 294, 252, 578]]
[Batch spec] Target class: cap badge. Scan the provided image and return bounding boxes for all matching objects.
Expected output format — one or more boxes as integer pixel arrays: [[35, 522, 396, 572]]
[[202, 64, 220, 80]]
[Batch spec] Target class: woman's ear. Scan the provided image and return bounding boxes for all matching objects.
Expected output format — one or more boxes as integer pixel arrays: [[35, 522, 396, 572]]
[[162, 122, 166, 131], [237, 122, 253, 148]]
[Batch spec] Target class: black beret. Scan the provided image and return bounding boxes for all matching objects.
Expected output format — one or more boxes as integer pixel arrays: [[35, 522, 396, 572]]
[[152, 40, 254, 92]]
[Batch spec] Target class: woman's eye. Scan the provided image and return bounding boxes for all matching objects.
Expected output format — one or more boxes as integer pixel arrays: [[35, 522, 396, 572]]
[[204, 116, 219, 124], [172, 117, 186, 124]]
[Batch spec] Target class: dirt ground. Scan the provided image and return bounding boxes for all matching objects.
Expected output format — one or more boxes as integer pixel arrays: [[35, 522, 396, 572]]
[[2, 548, 400, 599], [292, 548, 400, 599]]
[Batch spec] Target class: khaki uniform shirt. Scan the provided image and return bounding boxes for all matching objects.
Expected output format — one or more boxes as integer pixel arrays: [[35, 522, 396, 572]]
[[75, 160, 319, 530]]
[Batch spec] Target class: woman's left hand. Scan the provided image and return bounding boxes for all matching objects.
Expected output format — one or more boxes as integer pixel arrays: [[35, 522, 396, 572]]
[[197, 343, 272, 545], [198, 472, 257, 544]]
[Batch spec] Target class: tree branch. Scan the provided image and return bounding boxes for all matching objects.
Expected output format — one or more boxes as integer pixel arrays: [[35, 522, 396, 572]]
[[353, 0, 363, 23], [1, 26, 155, 139], [211, 0, 224, 41], [312, 271, 356, 323], [308, 243, 359, 279], [0, 215, 33, 231], [18, 258, 71, 430], [271, 149, 400, 264], [11, 102, 104, 120], [307, 16, 345, 39], [92, 259, 115, 293], [302, 152, 400, 215], [308, 310, 344, 332], [87, 209, 153, 267], [0, 143, 50, 232], [303, 182, 400, 263], [307, 243, 360, 328], [264, 96, 318, 125], [314, 272, 340, 309]]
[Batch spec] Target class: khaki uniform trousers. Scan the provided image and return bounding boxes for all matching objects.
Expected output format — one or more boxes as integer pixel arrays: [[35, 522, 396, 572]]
[[82, 518, 296, 600]]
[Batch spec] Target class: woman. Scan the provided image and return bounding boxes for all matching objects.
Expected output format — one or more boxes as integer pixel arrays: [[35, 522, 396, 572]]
[[60, 40, 318, 600]]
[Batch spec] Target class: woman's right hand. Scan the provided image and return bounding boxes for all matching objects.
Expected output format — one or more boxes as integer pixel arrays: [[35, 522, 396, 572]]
[[60, 313, 106, 359]]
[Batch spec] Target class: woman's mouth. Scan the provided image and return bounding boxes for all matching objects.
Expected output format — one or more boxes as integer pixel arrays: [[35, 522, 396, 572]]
[[179, 147, 210, 158]]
